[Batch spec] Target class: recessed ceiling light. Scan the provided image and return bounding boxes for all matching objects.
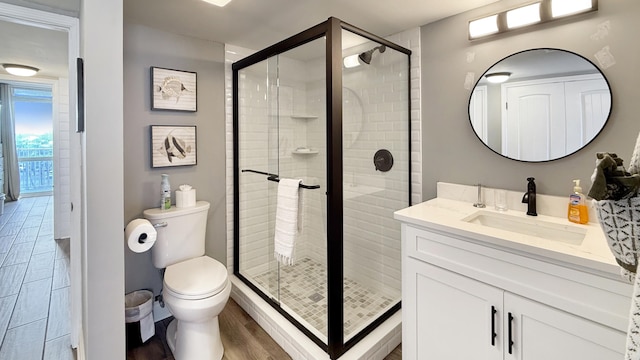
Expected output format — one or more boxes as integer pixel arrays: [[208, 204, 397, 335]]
[[202, 0, 232, 7], [2, 64, 39, 77]]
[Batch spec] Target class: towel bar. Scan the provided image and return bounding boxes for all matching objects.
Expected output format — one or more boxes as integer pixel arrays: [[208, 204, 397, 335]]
[[241, 169, 320, 189]]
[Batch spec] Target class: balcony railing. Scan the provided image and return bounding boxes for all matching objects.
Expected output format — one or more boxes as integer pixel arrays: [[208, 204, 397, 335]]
[[18, 147, 53, 194]]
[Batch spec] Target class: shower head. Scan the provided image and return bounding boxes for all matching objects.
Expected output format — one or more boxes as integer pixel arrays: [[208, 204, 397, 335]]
[[358, 45, 386, 65]]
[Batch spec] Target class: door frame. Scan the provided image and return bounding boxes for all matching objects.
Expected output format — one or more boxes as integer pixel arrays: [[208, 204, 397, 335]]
[[0, 2, 81, 348]]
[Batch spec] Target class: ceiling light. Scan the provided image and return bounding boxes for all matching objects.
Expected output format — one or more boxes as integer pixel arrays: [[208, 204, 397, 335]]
[[343, 54, 361, 68], [506, 3, 541, 29], [2, 64, 39, 77], [551, 0, 594, 17], [469, 15, 499, 39], [485, 72, 511, 84], [202, 0, 232, 7]]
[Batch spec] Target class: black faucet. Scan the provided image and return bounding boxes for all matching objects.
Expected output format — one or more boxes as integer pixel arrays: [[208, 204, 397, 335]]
[[522, 177, 537, 216]]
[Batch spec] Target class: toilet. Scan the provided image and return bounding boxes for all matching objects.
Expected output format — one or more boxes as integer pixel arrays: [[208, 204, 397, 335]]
[[143, 201, 231, 360]]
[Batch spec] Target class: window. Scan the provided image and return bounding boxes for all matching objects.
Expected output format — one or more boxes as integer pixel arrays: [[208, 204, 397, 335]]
[[12, 85, 54, 195]]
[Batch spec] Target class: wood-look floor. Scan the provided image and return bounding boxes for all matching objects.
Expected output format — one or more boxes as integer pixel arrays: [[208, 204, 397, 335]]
[[127, 298, 402, 360], [0, 196, 74, 360]]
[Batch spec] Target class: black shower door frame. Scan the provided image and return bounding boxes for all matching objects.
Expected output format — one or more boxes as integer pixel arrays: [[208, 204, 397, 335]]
[[233, 16, 411, 360]]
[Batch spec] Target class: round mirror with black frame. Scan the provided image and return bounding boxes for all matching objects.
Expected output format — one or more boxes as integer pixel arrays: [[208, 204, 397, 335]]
[[468, 48, 612, 162]]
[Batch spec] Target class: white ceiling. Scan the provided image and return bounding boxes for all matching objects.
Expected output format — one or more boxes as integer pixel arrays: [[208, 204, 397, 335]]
[[125, 0, 499, 50], [0, 0, 500, 79], [0, 20, 68, 79]]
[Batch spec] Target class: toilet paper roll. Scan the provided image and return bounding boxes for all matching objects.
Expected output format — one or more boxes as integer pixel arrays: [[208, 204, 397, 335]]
[[175, 189, 196, 208], [125, 219, 157, 253]]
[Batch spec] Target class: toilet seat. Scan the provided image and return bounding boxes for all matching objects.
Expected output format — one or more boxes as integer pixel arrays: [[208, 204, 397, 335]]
[[164, 256, 228, 300]]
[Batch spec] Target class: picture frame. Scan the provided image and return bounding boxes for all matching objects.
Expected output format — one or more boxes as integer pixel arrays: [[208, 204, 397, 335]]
[[150, 67, 197, 112], [150, 125, 197, 168]]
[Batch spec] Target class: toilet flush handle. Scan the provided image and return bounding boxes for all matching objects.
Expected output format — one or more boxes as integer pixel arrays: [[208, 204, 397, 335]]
[[153, 222, 168, 228]]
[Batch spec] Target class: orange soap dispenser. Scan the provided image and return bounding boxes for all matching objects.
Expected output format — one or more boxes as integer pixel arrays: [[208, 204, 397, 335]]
[[568, 179, 589, 224]]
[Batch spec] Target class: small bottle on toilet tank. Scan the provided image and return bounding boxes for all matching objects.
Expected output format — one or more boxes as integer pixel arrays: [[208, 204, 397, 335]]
[[160, 174, 171, 210]]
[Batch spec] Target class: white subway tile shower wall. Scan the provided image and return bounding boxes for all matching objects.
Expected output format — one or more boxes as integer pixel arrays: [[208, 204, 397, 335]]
[[237, 67, 281, 276], [236, 50, 328, 277], [341, 32, 409, 294]]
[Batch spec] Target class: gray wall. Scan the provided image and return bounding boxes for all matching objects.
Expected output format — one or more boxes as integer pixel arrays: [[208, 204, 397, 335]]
[[123, 23, 226, 295], [421, 0, 640, 199]]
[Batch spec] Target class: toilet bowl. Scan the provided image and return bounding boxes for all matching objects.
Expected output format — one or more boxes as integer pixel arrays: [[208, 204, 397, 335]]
[[162, 255, 231, 360], [142, 201, 230, 360]]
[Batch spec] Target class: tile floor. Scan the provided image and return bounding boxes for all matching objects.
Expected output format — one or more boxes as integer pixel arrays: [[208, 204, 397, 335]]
[[0, 196, 74, 360], [253, 257, 398, 338]]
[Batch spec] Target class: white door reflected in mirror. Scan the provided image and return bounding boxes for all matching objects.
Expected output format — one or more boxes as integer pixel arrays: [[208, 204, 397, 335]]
[[469, 48, 612, 162]]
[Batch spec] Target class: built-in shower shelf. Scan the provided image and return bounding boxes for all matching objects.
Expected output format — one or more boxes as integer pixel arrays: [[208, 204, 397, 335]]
[[290, 115, 318, 120], [292, 149, 319, 155]]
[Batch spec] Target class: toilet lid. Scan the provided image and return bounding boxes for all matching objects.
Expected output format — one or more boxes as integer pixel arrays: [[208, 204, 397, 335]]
[[164, 256, 228, 300]]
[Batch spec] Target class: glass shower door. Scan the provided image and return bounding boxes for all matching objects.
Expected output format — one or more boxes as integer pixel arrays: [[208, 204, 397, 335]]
[[271, 37, 329, 342], [237, 55, 280, 302], [237, 36, 329, 343], [341, 29, 409, 341]]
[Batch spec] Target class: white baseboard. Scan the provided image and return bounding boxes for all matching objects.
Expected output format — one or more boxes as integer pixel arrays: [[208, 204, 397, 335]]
[[76, 330, 86, 360]]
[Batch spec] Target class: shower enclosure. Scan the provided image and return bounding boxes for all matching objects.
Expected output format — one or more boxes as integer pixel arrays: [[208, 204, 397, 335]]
[[233, 17, 411, 359]]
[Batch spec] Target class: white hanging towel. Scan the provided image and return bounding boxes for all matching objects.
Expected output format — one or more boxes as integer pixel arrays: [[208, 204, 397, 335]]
[[274, 178, 302, 265]]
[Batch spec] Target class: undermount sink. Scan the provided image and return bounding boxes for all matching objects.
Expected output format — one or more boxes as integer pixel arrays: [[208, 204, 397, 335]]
[[462, 210, 587, 245]]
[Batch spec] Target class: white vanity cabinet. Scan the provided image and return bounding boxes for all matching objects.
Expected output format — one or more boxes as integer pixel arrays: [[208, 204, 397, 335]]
[[401, 223, 629, 360]]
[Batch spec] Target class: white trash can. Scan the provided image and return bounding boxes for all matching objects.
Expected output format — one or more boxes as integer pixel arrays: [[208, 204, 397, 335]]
[[125, 290, 155, 349]]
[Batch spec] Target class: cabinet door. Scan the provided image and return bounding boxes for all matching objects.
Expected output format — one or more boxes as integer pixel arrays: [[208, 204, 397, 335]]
[[404, 258, 503, 360], [504, 292, 625, 360]]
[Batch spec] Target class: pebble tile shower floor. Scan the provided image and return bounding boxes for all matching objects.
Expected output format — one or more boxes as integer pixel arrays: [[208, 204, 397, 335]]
[[253, 257, 397, 338], [0, 196, 74, 360]]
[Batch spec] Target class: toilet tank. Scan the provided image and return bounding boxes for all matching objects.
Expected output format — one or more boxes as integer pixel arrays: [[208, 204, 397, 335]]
[[143, 201, 210, 269]]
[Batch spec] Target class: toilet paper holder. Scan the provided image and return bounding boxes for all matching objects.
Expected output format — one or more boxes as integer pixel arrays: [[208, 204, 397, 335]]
[[138, 222, 166, 244]]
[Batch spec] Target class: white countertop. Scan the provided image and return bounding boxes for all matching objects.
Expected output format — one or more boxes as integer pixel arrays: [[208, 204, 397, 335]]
[[394, 197, 620, 277]]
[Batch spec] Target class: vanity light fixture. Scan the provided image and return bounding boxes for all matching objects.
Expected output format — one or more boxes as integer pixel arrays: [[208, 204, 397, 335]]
[[506, 3, 541, 29], [485, 72, 511, 84], [468, 14, 499, 38], [2, 64, 39, 77], [201, 0, 232, 7], [469, 0, 597, 40], [551, 0, 594, 17]]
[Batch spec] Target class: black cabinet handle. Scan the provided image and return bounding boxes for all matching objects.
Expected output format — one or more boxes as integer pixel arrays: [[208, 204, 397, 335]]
[[508, 312, 514, 354], [491, 306, 497, 346]]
